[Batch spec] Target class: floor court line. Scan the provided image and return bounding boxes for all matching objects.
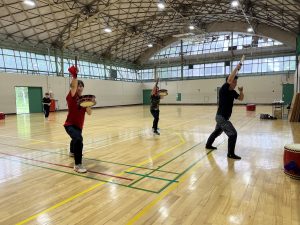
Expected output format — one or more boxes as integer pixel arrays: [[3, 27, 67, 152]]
[[0, 151, 133, 181], [126, 138, 206, 189], [0, 141, 180, 175], [125, 116, 257, 224], [83, 130, 179, 152], [1, 157, 158, 194], [125, 152, 214, 225], [16, 133, 186, 225]]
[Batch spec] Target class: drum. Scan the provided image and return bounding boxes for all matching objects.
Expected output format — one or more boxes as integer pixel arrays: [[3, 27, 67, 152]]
[[283, 144, 300, 179], [0, 112, 5, 120], [246, 104, 256, 111], [78, 95, 96, 107], [159, 89, 168, 96]]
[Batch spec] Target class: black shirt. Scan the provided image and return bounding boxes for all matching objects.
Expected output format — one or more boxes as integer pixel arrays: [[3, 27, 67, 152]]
[[217, 83, 239, 120], [150, 95, 160, 110], [42, 97, 51, 109]]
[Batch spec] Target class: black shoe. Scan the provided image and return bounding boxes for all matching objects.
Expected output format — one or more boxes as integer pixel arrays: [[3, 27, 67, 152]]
[[153, 130, 160, 135], [205, 145, 217, 150], [227, 154, 241, 160]]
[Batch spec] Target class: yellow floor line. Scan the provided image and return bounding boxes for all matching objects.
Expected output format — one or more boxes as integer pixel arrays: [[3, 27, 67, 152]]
[[16, 133, 185, 225], [125, 133, 185, 173], [125, 150, 210, 225], [16, 182, 105, 225], [0, 134, 67, 146]]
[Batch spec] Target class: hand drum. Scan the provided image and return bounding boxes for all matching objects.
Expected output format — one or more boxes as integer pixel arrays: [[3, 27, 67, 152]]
[[78, 95, 96, 107]]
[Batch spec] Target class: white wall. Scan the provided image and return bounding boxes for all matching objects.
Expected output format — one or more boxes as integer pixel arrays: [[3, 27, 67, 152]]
[[0, 72, 142, 114], [142, 74, 294, 104], [0, 72, 294, 114]]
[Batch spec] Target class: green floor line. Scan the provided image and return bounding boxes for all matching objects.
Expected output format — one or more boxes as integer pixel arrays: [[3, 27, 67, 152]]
[[0, 156, 158, 194], [125, 171, 178, 183], [0, 142, 179, 175], [157, 149, 214, 193], [81, 156, 180, 175], [127, 140, 206, 187], [128, 174, 146, 187], [156, 141, 205, 169], [156, 116, 257, 193]]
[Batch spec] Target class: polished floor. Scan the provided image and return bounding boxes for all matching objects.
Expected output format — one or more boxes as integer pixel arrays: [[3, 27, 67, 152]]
[[0, 105, 299, 225]]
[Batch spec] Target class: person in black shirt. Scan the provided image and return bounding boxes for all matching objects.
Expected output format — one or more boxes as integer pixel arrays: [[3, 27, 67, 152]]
[[206, 63, 244, 159], [150, 78, 162, 135], [42, 93, 51, 119]]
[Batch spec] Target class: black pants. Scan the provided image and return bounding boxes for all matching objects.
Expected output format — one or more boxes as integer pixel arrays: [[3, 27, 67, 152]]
[[64, 125, 83, 165], [206, 115, 237, 155], [150, 109, 160, 131], [43, 106, 50, 118]]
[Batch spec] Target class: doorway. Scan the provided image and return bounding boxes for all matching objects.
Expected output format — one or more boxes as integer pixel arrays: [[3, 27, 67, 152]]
[[282, 83, 294, 105], [15, 87, 43, 114], [143, 89, 152, 105]]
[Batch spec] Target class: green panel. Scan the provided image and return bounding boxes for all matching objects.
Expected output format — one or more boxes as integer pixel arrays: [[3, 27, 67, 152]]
[[176, 93, 181, 101], [28, 87, 43, 113], [143, 89, 152, 105], [282, 84, 294, 105]]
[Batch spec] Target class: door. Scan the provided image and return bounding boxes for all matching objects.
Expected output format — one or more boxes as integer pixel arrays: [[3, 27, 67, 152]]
[[28, 87, 43, 113], [143, 89, 152, 105], [282, 84, 294, 105]]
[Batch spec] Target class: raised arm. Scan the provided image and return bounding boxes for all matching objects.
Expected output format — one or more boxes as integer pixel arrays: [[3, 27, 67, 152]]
[[227, 64, 242, 84], [68, 65, 78, 97], [151, 77, 159, 95], [227, 55, 244, 84]]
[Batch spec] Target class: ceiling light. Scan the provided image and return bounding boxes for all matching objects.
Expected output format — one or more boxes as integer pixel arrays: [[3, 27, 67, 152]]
[[157, 0, 165, 9], [104, 27, 112, 33], [247, 27, 253, 32], [231, 0, 239, 7], [189, 25, 195, 30], [148, 43, 153, 48], [23, 0, 36, 7]]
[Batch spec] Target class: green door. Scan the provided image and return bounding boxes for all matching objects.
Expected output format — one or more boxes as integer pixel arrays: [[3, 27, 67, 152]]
[[143, 89, 152, 105], [282, 84, 294, 105], [28, 87, 43, 113]]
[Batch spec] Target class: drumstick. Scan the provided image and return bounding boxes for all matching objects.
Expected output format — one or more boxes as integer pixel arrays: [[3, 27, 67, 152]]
[[238, 55, 245, 71], [240, 55, 245, 64], [75, 56, 78, 67], [155, 74, 159, 85]]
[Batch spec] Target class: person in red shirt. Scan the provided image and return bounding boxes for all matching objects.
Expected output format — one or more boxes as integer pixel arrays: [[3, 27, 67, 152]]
[[64, 65, 92, 173]]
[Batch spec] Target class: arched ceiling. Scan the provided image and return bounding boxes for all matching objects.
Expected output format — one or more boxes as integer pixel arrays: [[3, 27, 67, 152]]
[[0, 0, 299, 66]]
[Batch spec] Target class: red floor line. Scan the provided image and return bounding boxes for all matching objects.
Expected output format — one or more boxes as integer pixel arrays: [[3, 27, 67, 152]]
[[0, 152, 133, 181]]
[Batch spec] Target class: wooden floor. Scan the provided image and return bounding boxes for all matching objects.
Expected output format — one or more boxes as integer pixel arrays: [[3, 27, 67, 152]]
[[0, 105, 299, 225]]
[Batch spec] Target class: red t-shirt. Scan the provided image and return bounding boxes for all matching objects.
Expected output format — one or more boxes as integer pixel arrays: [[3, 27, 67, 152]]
[[64, 91, 86, 129]]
